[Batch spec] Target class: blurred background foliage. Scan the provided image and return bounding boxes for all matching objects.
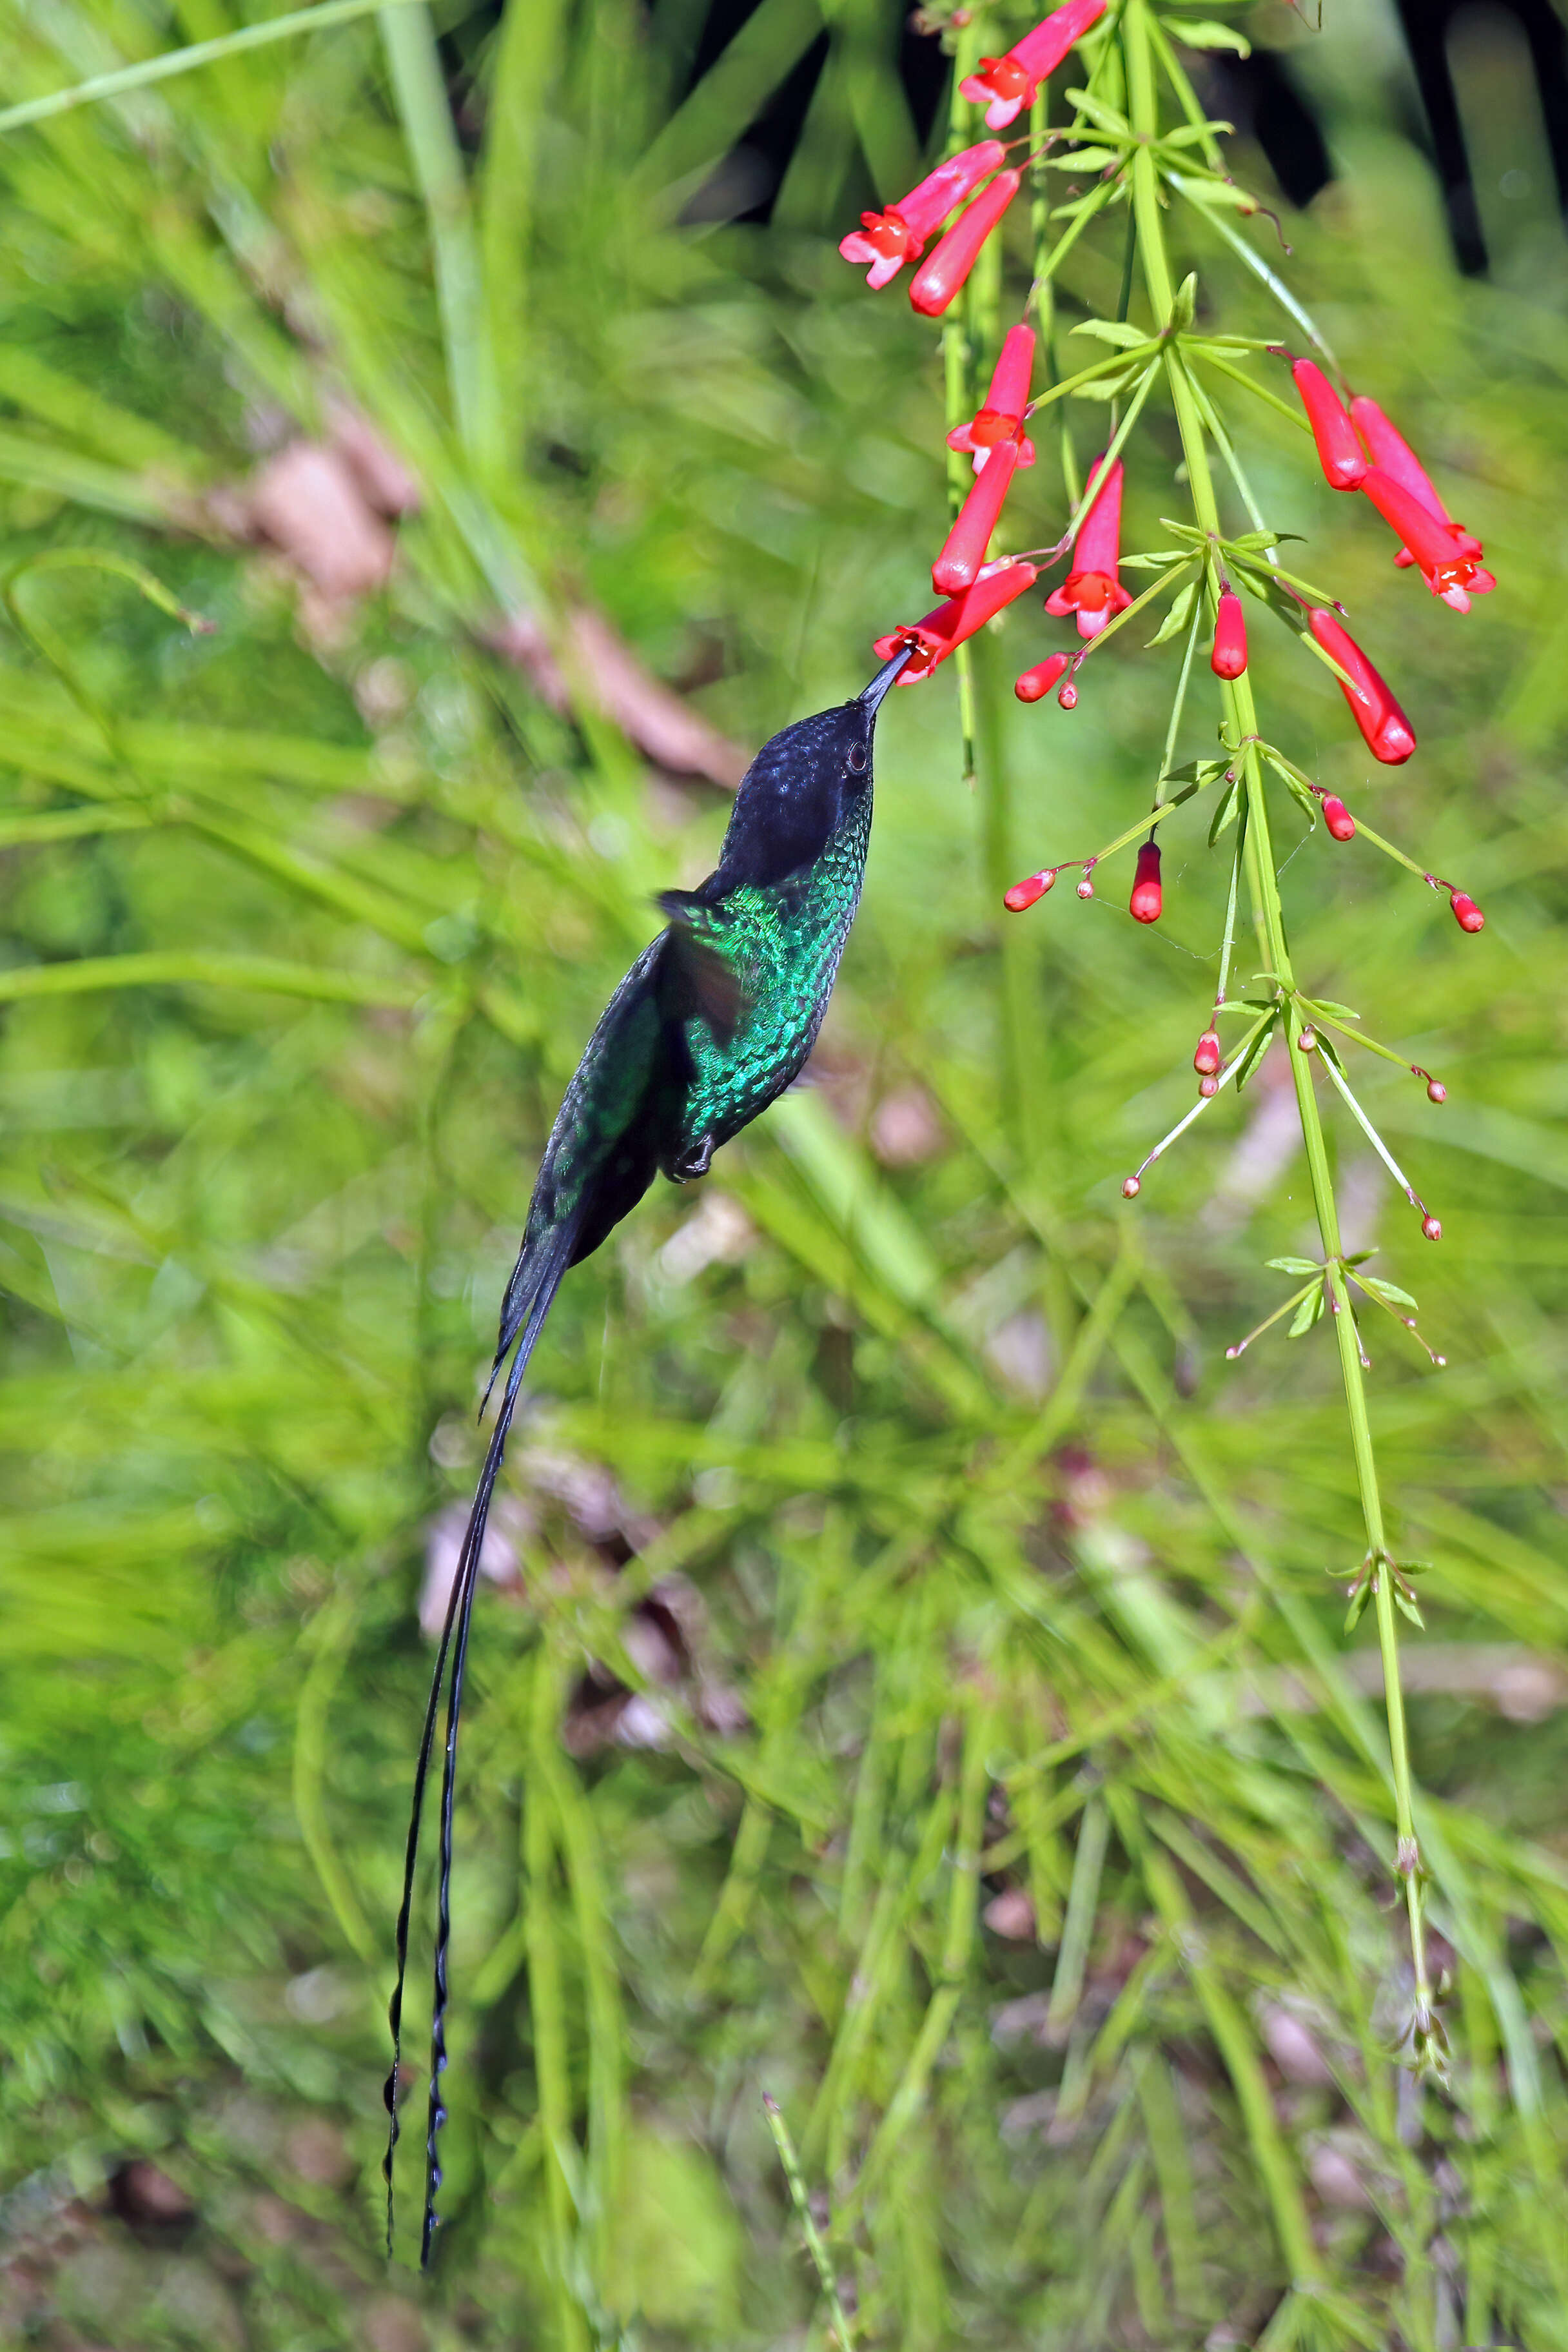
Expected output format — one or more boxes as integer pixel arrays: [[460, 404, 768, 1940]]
[[1, 0, 1568, 2344]]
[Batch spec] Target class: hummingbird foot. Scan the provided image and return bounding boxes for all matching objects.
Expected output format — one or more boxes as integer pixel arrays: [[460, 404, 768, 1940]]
[[668, 1133, 716, 1182]]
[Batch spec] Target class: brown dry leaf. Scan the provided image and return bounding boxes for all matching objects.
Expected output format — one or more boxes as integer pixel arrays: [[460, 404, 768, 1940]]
[[491, 605, 749, 789]]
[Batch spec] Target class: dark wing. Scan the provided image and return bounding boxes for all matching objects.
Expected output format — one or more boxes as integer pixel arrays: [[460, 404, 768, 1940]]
[[656, 887, 751, 1049]]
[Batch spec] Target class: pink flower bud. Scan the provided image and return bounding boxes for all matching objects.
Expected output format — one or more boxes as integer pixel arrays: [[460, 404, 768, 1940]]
[[1075, 874, 1093, 898], [1307, 609, 1416, 765], [1128, 841, 1162, 925], [1321, 794, 1356, 840], [1297, 1026, 1317, 1050], [1004, 868, 1056, 912], [1198, 1073, 1218, 1098], [909, 172, 1022, 317], [1210, 591, 1248, 679], [1057, 676, 1079, 709], [1291, 359, 1367, 491], [1015, 652, 1071, 703], [1449, 890, 1484, 933], [874, 559, 1039, 681], [1193, 1028, 1221, 1076], [1427, 1079, 1447, 1103], [1422, 1213, 1442, 1241], [1121, 1175, 1141, 1198], [933, 439, 1019, 594]]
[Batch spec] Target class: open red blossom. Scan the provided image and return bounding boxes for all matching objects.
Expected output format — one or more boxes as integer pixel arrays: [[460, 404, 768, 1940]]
[[949, 324, 1036, 471], [839, 141, 1006, 288], [1350, 409, 1494, 609], [1128, 841, 1162, 924], [933, 439, 1019, 593], [1211, 591, 1247, 678], [1046, 454, 1132, 638], [1308, 608, 1416, 764], [874, 558, 1040, 681], [1291, 359, 1367, 491], [1015, 651, 1072, 703], [959, 0, 1108, 128], [908, 172, 1022, 316]]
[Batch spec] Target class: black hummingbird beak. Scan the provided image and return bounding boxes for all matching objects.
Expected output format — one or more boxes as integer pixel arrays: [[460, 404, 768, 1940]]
[[858, 645, 914, 714]]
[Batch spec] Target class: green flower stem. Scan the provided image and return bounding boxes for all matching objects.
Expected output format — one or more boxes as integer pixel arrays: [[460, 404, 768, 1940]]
[[943, 21, 980, 790], [1122, 0, 1435, 2046]]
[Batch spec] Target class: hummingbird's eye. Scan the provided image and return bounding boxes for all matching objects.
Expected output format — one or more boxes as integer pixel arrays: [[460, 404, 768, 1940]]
[[847, 742, 868, 774]]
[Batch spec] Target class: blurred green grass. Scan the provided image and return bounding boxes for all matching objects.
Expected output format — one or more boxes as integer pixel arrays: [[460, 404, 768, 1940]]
[[1, 0, 1568, 2344]]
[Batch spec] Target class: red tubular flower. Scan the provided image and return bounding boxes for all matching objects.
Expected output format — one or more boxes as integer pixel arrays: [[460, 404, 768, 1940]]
[[1307, 608, 1416, 764], [1321, 794, 1356, 840], [1015, 651, 1072, 703], [1291, 359, 1367, 491], [909, 172, 1022, 317], [839, 141, 1006, 288], [949, 324, 1037, 471], [1355, 455, 1493, 613], [1211, 591, 1248, 679], [873, 558, 1040, 681], [1450, 890, 1485, 932], [960, 0, 1109, 128], [1351, 397, 1493, 603], [1004, 867, 1057, 911], [1129, 841, 1162, 924], [1046, 455, 1132, 639], [933, 440, 1019, 593]]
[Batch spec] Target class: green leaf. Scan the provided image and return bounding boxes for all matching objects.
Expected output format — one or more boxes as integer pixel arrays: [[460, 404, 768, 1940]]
[[1393, 1587, 1427, 1631], [1161, 18, 1252, 55], [1046, 148, 1126, 172], [1344, 1581, 1373, 1634], [1311, 1001, 1363, 1021], [1267, 1258, 1322, 1277], [1288, 1288, 1326, 1338], [1164, 166, 1264, 212], [1168, 271, 1198, 333], [1234, 1017, 1277, 1092], [1358, 1276, 1417, 1309], [1070, 318, 1155, 347], [1208, 778, 1240, 843], [1148, 576, 1199, 647]]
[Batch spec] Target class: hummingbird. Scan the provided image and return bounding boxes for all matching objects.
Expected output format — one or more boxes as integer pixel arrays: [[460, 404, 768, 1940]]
[[385, 647, 910, 2263]]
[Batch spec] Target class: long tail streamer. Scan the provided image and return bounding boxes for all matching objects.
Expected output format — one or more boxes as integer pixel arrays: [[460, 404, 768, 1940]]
[[383, 1219, 578, 2266]]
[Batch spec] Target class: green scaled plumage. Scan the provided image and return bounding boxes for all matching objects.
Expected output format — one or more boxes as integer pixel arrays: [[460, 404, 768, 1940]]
[[386, 649, 910, 2268]]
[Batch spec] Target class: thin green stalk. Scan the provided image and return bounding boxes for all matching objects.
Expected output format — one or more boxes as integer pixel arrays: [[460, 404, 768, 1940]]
[[943, 21, 980, 789], [1122, 0, 1436, 2059]]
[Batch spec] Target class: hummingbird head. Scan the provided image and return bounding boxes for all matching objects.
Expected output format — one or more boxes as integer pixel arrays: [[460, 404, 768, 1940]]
[[708, 649, 911, 892]]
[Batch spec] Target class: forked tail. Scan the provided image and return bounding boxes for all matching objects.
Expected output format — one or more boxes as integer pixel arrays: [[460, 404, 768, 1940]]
[[382, 1210, 581, 2267]]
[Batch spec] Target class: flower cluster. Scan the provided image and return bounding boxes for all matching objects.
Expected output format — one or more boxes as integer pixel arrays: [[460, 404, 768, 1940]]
[[836, 0, 1498, 2101]]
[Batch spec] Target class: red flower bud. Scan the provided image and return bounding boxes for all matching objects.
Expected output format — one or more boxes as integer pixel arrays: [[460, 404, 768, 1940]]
[[1307, 609, 1416, 765], [1015, 652, 1071, 703], [1422, 1213, 1442, 1241], [909, 172, 1022, 317], [1198, 1072, 1219, 1097], [959, 0, 1108, 128], [1321, 794, 1356, 840], [1004, 867, 1057, 912], [1121, 1175, 1141, 1198], [1292, 359, 1367, 491], [1075, 874, 1093, 897], [1210, 591, 1248, 679], [874, 559, 1040, 681], [1128, 841, 1162, 925], [1193, 1028, 1221, 1076], [1449, 890, 1484, 932], [839, 141, 1006, 286], [1427, 1079, 1447, 1103], [1057, 676, 1079, 709], [933, 439, 1019, 594]]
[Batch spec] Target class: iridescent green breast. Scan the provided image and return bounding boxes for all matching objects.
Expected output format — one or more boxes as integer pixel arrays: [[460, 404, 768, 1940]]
[[674, 796, 871, 1159]]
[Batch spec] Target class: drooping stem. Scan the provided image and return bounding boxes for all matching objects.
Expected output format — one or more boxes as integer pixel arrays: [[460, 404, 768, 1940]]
[[1122, 0, 1435, 2050]]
